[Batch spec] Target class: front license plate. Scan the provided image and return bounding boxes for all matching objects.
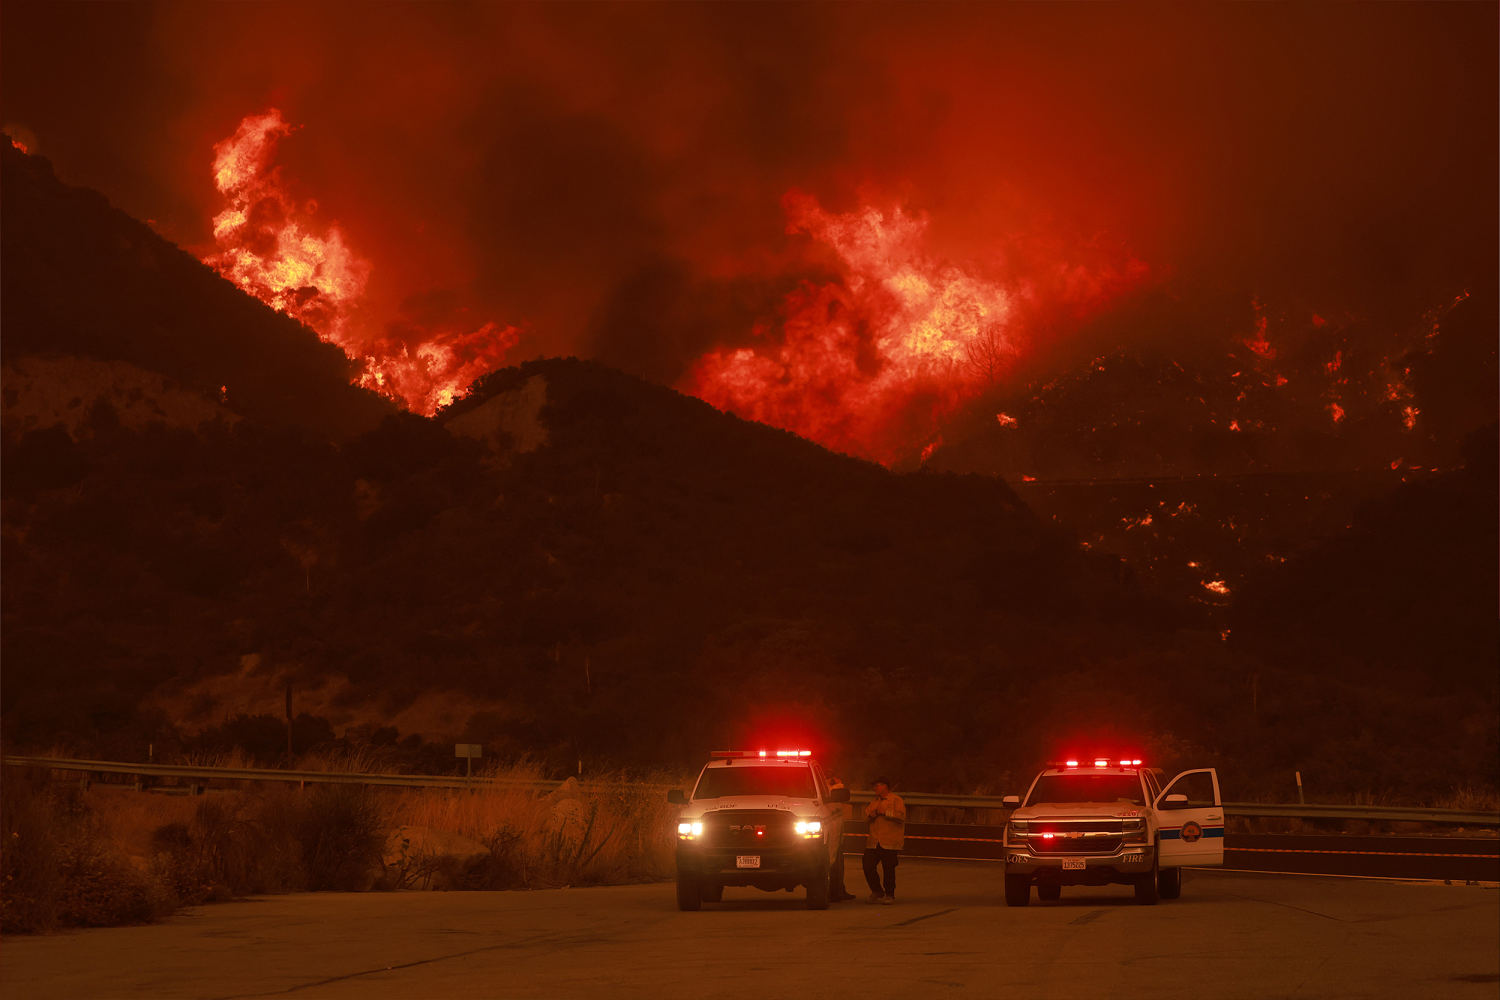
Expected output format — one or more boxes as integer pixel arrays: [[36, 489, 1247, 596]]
[[1061, 858, 1086, 870], [736, 856, 761, 869]]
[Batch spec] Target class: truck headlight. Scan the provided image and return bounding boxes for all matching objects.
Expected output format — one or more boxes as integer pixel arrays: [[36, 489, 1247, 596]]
[[1122, 819, 1147, 844], [677, 821, 703, 839], [1005, 820, 1028, 843], [794, 819, 822, 836]]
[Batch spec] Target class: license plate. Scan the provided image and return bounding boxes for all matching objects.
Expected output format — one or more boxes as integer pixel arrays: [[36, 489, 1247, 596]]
[[1061, 858, 1086, 870], [736, 856, 761, 869]]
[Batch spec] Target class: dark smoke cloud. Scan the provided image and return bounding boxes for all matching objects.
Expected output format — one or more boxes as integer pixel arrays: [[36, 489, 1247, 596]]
[[3, 2, 1494, 398]]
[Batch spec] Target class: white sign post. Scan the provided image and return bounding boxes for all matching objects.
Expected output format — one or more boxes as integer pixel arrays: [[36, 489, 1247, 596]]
[[455, 743, 482, 778]]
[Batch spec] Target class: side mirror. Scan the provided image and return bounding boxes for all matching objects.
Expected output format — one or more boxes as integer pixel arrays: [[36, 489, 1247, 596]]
[[1161, 793, 1188, 809], [1002, 795, 1021, 807], [827, 787, 850, 803], [667, 789, 687, 805]]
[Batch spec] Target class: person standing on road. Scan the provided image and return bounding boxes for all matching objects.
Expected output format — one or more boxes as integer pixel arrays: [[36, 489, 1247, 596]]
[[827, 774, 857, 902], [863, 776, 906, 904]]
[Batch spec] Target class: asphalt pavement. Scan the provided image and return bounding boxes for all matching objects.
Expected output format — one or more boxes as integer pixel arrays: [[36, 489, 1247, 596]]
[[3, 862, 1496, 999]]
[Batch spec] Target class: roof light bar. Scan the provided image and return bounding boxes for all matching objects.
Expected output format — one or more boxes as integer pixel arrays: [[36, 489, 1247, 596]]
[[1050, 757, 1145, 769], [709, 750, 813, 759]]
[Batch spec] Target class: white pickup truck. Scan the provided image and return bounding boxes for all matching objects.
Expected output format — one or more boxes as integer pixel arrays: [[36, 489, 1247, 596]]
[[667, 750, 850, 910], [1002, 757, 1224, 905]]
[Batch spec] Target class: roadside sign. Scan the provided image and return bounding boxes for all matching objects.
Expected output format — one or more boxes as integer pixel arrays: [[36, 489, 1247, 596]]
[[456, 743, 482, 778]]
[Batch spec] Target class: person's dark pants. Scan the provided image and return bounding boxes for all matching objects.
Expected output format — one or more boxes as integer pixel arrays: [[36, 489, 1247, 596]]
[[863, 846, 899, 897], [829, 848, 851, 898]]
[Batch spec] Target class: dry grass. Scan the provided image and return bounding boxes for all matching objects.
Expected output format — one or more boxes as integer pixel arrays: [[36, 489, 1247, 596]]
[[2, 760, 682, 933], [175, 747, 260, 770], [382, 762, 678, 889], [1437, 785, 1500, 812]]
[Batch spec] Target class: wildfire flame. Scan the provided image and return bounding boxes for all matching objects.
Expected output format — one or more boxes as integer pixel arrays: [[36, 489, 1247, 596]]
[[204, 109, 518, 415], [687, 192, 1146, 463]]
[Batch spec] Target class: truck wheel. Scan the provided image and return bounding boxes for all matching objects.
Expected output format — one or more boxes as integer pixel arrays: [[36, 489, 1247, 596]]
[[1004, 874, 1031, 907], [1135, 857, 1159, 905], [1158, 866, 1182, 899], [1037, 884, 1061, 902], [700, 881, 723, 903], [676, 871, 702, 911], [806, 861, 830, 910]]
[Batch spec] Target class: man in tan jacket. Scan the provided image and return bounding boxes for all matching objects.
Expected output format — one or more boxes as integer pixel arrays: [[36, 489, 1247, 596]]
[[862, 777, 907, 904]]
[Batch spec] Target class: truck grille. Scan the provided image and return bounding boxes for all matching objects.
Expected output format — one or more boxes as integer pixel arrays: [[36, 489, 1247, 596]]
[[702, 810, 796, 848], [1031, 835, 1124, 855], [1026, 820, 1127, 855]]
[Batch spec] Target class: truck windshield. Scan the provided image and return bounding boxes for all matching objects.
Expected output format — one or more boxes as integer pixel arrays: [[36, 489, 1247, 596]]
[[693, 766, 816, 799], [1027, 773, 1144, 806]]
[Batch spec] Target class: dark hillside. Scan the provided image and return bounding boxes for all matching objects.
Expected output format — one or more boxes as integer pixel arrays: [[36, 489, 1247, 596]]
[[1, 140, 392, 438], [1, 154, 1493, 799], [1233, 424, 1499, 698]]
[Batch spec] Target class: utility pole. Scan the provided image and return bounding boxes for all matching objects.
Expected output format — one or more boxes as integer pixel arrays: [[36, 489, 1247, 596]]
[[285, 680, 294, 761]]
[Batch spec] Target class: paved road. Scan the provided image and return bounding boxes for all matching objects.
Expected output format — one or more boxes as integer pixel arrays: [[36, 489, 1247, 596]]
[[3, 863, 1496, 999]]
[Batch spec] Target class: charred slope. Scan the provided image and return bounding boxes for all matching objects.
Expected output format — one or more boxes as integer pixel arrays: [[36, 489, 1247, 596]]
[[0, 140, 392, 439], [2, 351, 1180, 785], [1233, 424, 1499, 697], [1, 147, 1492, 794]]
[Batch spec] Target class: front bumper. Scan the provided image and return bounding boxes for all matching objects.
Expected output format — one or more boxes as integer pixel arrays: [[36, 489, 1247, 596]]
[[677, 842, 826, 885], [1004, 844, 1155, 885]]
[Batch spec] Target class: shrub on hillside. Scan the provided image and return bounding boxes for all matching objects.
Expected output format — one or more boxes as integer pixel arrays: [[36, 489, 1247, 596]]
[[1, 770, 66, 932], [151, 786, 383, 899], [2, 772, 171, 933], [293, 786, 385, 891], [152, 796, 296, 903]]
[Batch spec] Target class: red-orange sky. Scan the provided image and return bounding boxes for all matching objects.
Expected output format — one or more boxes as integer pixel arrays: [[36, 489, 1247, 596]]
[[3, 2, 1495, 459]]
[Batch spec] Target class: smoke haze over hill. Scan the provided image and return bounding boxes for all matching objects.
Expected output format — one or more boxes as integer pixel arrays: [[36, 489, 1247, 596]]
[[3, 3, 1494, 461]]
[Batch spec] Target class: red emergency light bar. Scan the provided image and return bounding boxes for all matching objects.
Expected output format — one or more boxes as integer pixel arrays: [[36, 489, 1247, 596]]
[[1051, 757, 1144, 769], [710, 749, 813, 759]]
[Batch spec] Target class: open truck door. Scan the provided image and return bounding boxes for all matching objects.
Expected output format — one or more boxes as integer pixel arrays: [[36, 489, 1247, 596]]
[[1154, 768, 1224, 868]]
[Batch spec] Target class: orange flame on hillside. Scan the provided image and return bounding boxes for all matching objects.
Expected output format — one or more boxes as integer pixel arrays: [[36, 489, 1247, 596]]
[[205, 109, 518, 414], [688, 192, 1146, 463]]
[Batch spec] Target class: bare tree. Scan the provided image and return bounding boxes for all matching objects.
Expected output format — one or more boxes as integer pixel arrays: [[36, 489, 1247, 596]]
[[963, 321, 1012, 385]]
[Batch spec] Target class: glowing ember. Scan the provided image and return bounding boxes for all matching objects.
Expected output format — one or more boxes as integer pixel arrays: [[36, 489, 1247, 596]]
[[1243, 301, 1276, 359], [9, 136, 29, 154], [1202, 579, 1231, 595], [996, 412, 1019, 428], [204, 109, 518, 415], [1327, 402, 1345, 424]]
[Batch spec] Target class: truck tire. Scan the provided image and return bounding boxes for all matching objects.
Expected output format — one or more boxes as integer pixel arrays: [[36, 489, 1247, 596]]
[[1158, 866, 1182, 899], [806, 861, 830, 910], [1004, 874, 1031, 907], [700, 881, 723, 903], [1135, 857, 1160, 905], [676, 871, 702, 911], [1037, 884, 1061, 902]]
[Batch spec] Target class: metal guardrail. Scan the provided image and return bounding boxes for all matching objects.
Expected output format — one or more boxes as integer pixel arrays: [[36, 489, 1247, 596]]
[[4, 756, 1497, 826]]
